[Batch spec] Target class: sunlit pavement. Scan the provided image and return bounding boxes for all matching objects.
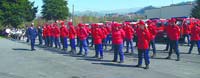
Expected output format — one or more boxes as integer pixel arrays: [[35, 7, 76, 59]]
[[0, 38, 199, 78]]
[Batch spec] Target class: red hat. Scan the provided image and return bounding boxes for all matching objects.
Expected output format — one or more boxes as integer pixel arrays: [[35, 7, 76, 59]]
[[94, 23, 99, 28], [68, 22, 73, 26], [61, 22, 65, 26], [146, 20, 152, 25], [124, 22, 130, 25], [169, 18, 176, 23], [78, 23, 84, 27], [91, 23, 95, 27], [138, 20, 145, 25], [114, 23, 121, 27], [146, 20, 152, 23]]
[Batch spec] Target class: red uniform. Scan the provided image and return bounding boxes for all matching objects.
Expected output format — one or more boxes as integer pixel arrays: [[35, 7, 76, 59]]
[[124, 25, 134, 40], [93, 27, 103, 44], [190, 26, 200, 41], [85, 25, 91, 34], [46, 25, 51, 37], [148, 23, 157, 40], [182, 24, 191, 35], [101, 26, 108, 39], [106, 25, 112, 34], [168, 25, 180, 40], [42, 25, 47, 38], [54, 25, 60, 38], [76, 26, 80, 38], [50, 25, 54, 37], [69, 25, 76, 39], [112, 23, 125, 44], [165, 25, 171, 37], [137, 28, 151, 49], [78, 24, 88, 40], [60, 25, 68, 38]]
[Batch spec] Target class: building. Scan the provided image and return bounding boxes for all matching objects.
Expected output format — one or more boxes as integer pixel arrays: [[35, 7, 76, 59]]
[[144, 2, 195, 19]]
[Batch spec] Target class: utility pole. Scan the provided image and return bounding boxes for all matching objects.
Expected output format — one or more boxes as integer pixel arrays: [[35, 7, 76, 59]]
[[72, 4, 74, 25]]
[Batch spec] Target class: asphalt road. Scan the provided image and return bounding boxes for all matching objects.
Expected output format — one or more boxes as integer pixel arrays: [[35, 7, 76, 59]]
[[0, 38, 200, 78]]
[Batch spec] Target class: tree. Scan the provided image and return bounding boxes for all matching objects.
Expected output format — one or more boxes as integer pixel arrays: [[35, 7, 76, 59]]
[[0, 0, 37, 28], [191, 0, 200, 19], [42, 0, 69, 21]]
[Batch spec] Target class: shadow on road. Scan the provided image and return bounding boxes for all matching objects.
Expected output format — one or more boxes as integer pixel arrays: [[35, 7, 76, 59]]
[[92, 62, 141, 68], [77, 58, 112, 62], [12, 48, 31, 51]]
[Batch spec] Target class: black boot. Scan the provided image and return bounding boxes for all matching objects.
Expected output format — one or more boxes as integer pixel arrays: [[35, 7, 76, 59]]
[[165, 56, 171, 59], [176, 56, 180, 61], [144, 65, 149, 69], [99, 56, 103, 60], [77, 52, 82, 55], [135, 64, 142, 68]]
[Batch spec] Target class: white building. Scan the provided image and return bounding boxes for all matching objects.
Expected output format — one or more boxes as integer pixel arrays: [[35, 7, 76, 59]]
[[145, 3, 195, 19]]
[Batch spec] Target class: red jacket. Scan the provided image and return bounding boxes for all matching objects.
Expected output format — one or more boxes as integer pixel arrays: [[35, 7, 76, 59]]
[[182, 24, 191, 35], [190, 26, 200, 41], [69, 25, 76, 39], [165, 26, 171, 37], [106, 26, 112, 34], [168, 25, 180, 40], [46, 26, 51, 36], [137, 28, 151, 49], [42, 26, 47, 37], [76, 27, 80, 38], [60, 25, 68, 38], [112, 29, 125, 45], [54, 26, 60, 38], [50, 26, 54, 37], [124, 26, 134, 40], [85, 26, 91, 34], [148, 25, 157, 40], [101, 27, 108, 39], [93, 28, 103, 44], [78, 27, 88, 40]]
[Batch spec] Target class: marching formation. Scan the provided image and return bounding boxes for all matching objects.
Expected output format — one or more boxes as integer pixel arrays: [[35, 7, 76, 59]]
[[25, 18, 200, 69]]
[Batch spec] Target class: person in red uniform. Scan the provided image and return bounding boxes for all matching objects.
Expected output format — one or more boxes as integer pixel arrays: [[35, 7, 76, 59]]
[[134, 23, 140, 48], [112, 23, 125, 63], [163, 20, 171, 51], [85, 24, 91, 46], [182, 23, 191, 46], [53, 23, 61, 48], [166, 18, 181, 61], [105, 24, 112, 45], [135, 20, 151, 69], [42, 24, 48, 46], [49, 24, 54, 47], [68, 22, 77, 55], [90, 23, 96, 47], [124, 22, 134, 53], [188, 22, 200, 55], [76, 26, 80, 46], [77, 23, 89, 57], [147, 22, 157, 58], [92, 24, 104, 59], [60, 22, 69, 53], [46, 24, 51, 47], [100, 24, 108, 50]]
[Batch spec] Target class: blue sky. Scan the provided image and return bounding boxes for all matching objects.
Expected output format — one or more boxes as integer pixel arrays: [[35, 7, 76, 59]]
[[29, 0, 195, 14]]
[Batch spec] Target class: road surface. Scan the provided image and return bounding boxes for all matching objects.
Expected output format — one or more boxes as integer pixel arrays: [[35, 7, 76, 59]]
[[0, 38, 199, 78]]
